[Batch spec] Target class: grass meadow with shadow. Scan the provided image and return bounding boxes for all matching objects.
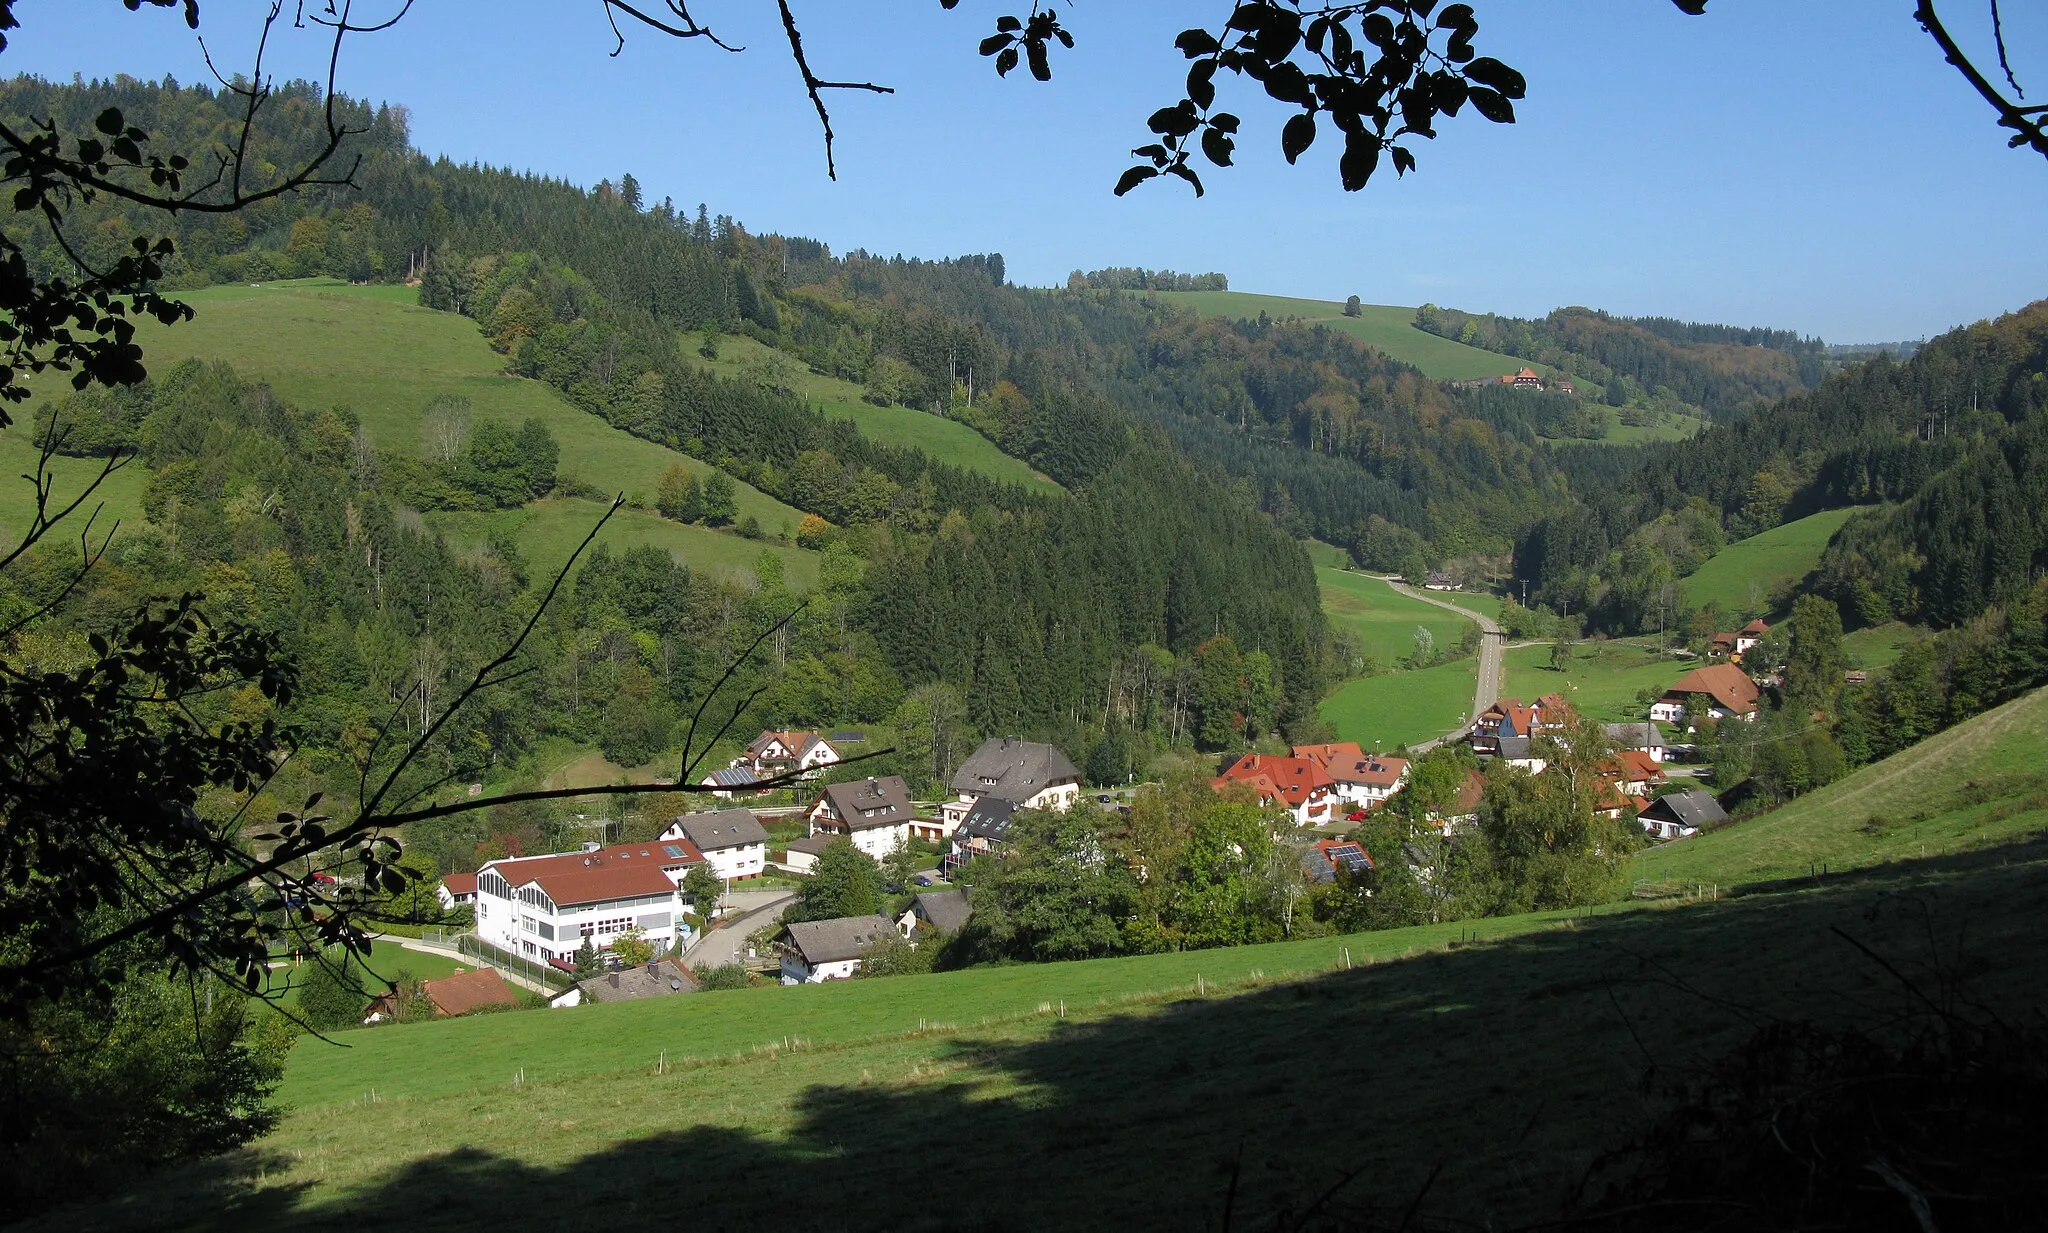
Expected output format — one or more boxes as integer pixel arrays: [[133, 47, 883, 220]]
[[30, 837, 2048, 1233]]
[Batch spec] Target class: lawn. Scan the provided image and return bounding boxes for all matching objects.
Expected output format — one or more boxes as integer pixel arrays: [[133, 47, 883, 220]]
[[1318, 567, 1475, 668], [18, 279, 809, 545], [1598, 412, 1708, 444], [1154, 290, 1564, 384], [1431, 589, 1502, 621], [684, 331, 1062, 495], [0, 425, 152, 548], [54, 831, 2048, 1231], [1679, 506, 1860, 617], [1500, 641, 1686, 722], [257, 945, 472, 1017], [1632, 683, 2048, 889], [1318, 657, 1477, 750], [427, 497, 819, 590], [1843, 620, 1921, 671], [1302, 538, 1350, 569]]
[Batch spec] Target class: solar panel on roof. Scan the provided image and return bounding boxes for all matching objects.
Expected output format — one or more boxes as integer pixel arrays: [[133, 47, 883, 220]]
[[662, 844, 685, 859]]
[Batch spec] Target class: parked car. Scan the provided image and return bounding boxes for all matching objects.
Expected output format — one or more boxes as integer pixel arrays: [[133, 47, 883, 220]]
[[1346, 810, 1369, 822], [913, 874, 935, 887], [1096, 793, 1113, 804]]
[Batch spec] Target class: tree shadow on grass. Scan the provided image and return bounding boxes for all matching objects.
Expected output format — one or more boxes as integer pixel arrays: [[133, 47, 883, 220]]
[[37, 840, 2048, 1233]]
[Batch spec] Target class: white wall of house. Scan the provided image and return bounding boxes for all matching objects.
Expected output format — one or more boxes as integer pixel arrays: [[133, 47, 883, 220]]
[[780, 955, 861, 984], [475, 877, 686, 965], [694, 842, 767, 881]]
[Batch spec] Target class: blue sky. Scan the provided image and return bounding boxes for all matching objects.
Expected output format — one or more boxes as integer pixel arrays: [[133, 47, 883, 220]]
[[7, 1, 2046, 341]]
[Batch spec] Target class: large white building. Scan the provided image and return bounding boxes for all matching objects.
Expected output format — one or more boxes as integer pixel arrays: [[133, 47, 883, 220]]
[[661, 809, 770, 882], [473, 838, 706, 966], [940, 738, 1081, 832]]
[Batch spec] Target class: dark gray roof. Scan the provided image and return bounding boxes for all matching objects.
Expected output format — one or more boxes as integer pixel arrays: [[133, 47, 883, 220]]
[[910, 889, 973, 934], [787, 834, 836, 856], [785, 914, 895, 964], [702, 767, 760, 787], [817, 775, 915, 830], [1604, 722, 1666, 750], [950, 738, 1080, 803], [1639, 790, 1728, 830], [577, 957, 698, 1003], [953, 796, 1018, 844], [1496, 734, 1534, 761], [667, 809, 768, 852], [830, 731, 867, 743]]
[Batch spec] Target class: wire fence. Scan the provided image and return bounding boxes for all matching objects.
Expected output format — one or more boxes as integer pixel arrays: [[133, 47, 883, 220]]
[[456, 933, 575, 991]]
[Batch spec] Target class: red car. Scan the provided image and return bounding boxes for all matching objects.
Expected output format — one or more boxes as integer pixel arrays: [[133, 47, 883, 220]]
[[1346, 810, 1369, 822]]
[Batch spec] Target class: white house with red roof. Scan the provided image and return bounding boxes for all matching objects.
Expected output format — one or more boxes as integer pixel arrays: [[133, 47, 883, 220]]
[[1293, 743, 1410, 810], [1650, 663, 1762, 725], [1212, 752, 1339, 826], [436, 871, 478, 910], [473, 837, 706, 966], [1735, 618, 1770, 656], [735, 730, 843, 781]]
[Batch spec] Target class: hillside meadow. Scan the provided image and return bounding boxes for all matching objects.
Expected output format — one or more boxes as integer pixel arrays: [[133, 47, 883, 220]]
[[1318, 656, 1477, 749], [1317, 567, 1475, 668], [1154, 290, 1550, 384], [14, 280, 819, 584], [683, 330, 1061, 495], [1633, 682, 2048, 888], [1500, 640, 1684, 721], [1679, 506, 1859, 616]]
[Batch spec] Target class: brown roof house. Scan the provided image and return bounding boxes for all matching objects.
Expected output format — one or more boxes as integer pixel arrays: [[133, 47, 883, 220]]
[[1650, 663, 1762, 727]]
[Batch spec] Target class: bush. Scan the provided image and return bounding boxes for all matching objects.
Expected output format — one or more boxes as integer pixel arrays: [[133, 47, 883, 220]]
[[696, 963, 755, 991], [293, 951, 374, 1031]]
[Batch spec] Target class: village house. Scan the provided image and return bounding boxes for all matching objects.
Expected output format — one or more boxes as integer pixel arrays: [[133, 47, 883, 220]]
[[734, 730, 843, 782], [473, 838, 705, 966], [944, 796, 1020, 877], [808, 775, 921, 860], [1295, 743, 1410, 810], [1637, 789, 1729, 841], [896, 888, 973, 940], [940, 738, 1082, 832], [1473, 694, 1574, 757], [1511, 366, 1544, 389], [1424, 570, 1458, 591], [1650, 663, 1762, 726], [552, 956, 698, 1007], [1303, 837, 1374, 884], [1735, 618, 1770, 655], [1213, 752, 1340, 826], [369, 966, 519, 1021], [436, 871, 478, 910], [779, 914, 895, 984], [698, 766, 766, 799], [660, 809, 770, 882], [782, 833, 834, 876], [1603, 722, 1669, 763]]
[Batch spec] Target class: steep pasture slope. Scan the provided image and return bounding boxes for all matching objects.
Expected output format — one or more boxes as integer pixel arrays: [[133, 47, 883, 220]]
[[1318, 568, 1473, 668], [1319, 657, 1477, 749], [1633, 684, 2048, 888], [1155, 289, 1553, 383], [50, 844, 2048, 1232], [32, 280, 817, 584], [684, 331, 1061, 495], [1679, 506, 1858, 616]]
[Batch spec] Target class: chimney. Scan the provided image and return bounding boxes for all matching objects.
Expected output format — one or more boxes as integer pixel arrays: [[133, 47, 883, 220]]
[[647, 959, 660, 976]]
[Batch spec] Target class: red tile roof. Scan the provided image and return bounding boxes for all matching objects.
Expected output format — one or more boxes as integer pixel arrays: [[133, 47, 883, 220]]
[[1213, 753, 1336, 807], [1294, 744, 1409, 789], [441, 872, 478, 897], [1602, 750, 1665, 784], [423, 967, 520, 1017], [485, 839, 702, 908], [1740, 618, 1770, 635], [1662, 663, 1762, 715]]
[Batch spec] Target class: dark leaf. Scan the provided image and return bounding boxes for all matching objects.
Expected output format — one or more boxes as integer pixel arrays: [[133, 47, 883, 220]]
[[95, 108, 123, 136], [996, 14, 1021, 32], [1436, 3, 1475, 28], [1113, 164, 1159, 196], [1188, 59, 1218, 109], [1467, 86, 1515, 123], [1027, 40, 1051, 81], [1282, 112, 1317, 163], [1163, 161, 1206, 196], [1201, 127, 1235, 166], [1176, 27, 1223, 57], [979, 32, 1015, 56], [996, 46, 1019, 76], [1463, 56, 1527, 99], [1340, 131, 1381, 191]]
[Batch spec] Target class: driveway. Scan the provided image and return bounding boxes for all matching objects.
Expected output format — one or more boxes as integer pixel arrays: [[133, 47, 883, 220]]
[[684, 890, 797, 971], [1383, 579, 1506, 752]]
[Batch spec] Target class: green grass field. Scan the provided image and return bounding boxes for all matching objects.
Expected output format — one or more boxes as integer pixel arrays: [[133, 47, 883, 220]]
[[428, 497, 819, 590], [258, 946, 472, 1016], [1501, 641, 1685, 722], [52, 823, 2048, 1231], [1633, 684, 2048, 889], [15, 280, 815, 571], [1154, 290, 1554, 383], [1594, 411, 1709, 444], [1319, 657, 1477, 750], [1432, 589, 1503, 621], [684, 331, 1061, 495], [1679, 506, 1859, 617], [1302, 538, 1350, 569], [1318, 568, 1475, 668], [0, 427, 152, 549], [1843, 620, 1920, 671]]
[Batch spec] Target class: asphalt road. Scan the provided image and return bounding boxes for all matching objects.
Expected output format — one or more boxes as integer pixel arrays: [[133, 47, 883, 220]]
[[684, 890, 797, 971], [1384, 578, 1506, 752]]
